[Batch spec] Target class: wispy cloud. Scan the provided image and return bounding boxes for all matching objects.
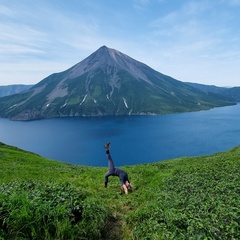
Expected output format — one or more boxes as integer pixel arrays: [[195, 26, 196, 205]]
[[0, 4, 13, 16], [0, 23, 47, 56], [149, 0, 238, 58], [0, 1, 103, 62], [0, 0, 239, 86], [133, 0, 151, 11]]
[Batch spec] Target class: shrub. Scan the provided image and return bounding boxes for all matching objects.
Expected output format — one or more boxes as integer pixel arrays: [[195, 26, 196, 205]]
[[0, 180, 108, 240]]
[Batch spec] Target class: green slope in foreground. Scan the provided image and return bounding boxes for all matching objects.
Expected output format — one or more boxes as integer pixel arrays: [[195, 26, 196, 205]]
[[0, 142, 239, 240]]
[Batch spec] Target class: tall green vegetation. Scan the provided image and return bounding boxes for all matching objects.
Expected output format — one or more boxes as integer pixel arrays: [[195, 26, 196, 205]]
[[0, 142, 239, 239]]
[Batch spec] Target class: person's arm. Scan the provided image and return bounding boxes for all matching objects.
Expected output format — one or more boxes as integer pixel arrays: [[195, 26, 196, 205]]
[[121, 184, 128, 195]]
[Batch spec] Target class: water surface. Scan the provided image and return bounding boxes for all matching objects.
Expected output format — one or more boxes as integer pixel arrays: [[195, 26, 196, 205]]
[[0, 104, 239, 166]]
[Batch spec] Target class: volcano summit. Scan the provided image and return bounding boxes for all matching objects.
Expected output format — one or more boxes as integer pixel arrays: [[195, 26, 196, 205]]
[[0, 46, 235, 120]]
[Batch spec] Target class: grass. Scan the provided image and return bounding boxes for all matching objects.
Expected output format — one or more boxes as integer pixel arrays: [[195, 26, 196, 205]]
[[0, 142, 239, 239]]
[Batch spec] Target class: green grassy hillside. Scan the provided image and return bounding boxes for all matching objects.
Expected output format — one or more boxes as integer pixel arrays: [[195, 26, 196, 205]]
[[0, 142, 239, 239]]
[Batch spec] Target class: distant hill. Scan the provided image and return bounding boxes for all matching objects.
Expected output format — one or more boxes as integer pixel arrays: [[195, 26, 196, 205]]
[[0, 46, 235, 120], [0, 84, 33, 97], [186, 82, 240, 101]]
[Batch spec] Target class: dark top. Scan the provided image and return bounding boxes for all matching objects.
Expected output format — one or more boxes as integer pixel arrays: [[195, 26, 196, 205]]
[[105, 167, 129, 185]]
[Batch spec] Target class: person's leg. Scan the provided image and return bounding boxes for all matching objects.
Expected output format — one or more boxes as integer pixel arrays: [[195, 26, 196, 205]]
[[104, 142, 115, 173], [106, 150, 115, 173]]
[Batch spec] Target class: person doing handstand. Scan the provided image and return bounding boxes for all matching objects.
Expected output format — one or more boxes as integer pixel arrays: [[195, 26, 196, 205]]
[[104, 142, 134, 195]]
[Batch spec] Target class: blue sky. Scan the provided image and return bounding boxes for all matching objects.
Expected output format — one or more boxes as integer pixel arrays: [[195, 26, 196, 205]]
[[0, 0, 240, 87]]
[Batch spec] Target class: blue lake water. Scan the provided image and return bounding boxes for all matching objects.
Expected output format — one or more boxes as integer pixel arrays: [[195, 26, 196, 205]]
[[0, 104, 240, 167]]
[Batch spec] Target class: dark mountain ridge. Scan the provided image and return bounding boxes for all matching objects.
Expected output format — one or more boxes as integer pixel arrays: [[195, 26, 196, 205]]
[[0, 84, 33, 97], [186, 82, 240, 102], [0, 46, 235, 120]]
